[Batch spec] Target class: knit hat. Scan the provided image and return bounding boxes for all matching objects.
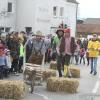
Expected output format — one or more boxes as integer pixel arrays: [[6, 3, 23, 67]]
[[64, 28, 70, 33], [56, 28, 64, 34]]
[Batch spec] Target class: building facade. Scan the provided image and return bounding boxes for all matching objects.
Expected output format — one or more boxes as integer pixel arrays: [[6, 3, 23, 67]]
[[0, 0, 16, 33], [0, 0, 78, 37], [77, 18, 100, 39]]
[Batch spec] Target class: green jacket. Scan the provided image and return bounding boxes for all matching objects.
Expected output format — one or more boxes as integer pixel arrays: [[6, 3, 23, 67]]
[[19, 43, 24, 57]]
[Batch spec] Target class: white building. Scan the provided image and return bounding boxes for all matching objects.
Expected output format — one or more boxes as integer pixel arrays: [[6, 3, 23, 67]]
[[16, 0, 78, 37], [0, 0, 16, 33], [0, 0, 78, 37]]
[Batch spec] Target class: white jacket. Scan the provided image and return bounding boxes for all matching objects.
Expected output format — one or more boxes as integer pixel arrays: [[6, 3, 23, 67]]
[[6, 55, 11, 69]]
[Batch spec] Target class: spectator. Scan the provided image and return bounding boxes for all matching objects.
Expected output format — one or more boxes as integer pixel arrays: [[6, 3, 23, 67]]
[[0, 42, 6, 79], [86, 51, 89, 66], [80, 46, 85, 65], [8, 33, 20, 75], [88, 34, 100, 75], [74, 40, 80, 65], [18, 38, 24, 73]]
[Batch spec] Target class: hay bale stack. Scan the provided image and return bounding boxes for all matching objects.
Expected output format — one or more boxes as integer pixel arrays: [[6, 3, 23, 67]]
[[24, 66, 56, 81], [35, 68, 44, 80], [69, 67, 80, 78], [50, 61, 57, 70], [0, 80, 26, 100], [24, 67, 36, 80], [47, 77, 79, 93], [43, 69, 56, 81]]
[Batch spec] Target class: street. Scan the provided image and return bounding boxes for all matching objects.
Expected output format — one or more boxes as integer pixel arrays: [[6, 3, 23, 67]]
[[25, 57, 100, 100], [1, 58, 100, 100]]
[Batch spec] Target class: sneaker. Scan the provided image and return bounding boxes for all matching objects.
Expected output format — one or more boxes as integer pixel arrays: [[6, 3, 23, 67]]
[[90, 71, 93, 74], [94, 72, 97, 75], [13, 72, 19, 76]]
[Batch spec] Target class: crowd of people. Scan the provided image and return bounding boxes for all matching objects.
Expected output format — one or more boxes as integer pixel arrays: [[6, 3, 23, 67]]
[[0, 31, 26, 79], [50, 28, 100, 77], [0, 27, 100, 79]]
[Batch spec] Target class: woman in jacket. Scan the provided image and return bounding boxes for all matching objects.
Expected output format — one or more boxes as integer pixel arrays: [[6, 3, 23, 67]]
[[59, 28, 76, 77], [88, 34, 100, 75]]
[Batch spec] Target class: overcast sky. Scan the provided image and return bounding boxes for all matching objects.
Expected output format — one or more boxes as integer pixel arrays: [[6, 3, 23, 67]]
[[77, 0, 100, 18]]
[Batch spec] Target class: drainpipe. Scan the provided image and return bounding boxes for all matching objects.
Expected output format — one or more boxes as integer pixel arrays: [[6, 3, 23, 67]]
[[75, 2, 79, 38]]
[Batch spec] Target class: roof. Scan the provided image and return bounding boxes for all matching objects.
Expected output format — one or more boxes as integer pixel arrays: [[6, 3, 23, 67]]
[[77, 24, 100, 33], [84, 18, 100, 25], [67, 0, 78, 4]]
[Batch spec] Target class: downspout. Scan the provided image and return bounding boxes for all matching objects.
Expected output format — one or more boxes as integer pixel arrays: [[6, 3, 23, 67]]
[[75, 2, 79, 38]]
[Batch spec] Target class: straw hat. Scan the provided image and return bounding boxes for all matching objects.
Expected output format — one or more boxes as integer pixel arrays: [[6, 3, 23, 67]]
[[35, 31, 44, 37]]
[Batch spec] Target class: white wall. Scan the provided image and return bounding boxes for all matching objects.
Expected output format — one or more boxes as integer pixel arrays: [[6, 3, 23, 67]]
[[16, 0, 35, 32], [66, 3, 77, 37], [34, 0, 51, 34], [50, 0, 77, 37], [0, 0, 16, 31], [16, 0, 51, 34], [16, 0, 77, 36]]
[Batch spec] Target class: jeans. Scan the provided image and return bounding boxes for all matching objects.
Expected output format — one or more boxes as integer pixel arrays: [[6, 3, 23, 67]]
[[0, 66, 4, 79], [90, 57, 97, 72], [75, 55, 79, 64], [80, 55, 85, 64]]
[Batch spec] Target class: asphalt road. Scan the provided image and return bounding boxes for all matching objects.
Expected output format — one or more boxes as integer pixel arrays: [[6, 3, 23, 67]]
[[1, 58, 100, 100]]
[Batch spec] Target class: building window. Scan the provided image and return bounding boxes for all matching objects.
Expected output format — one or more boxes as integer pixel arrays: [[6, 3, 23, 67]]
[[25, 27, 32, 33], [5, 27, 10, 32], [60, 7, 64, 16], [0, 27, 4, 34], [7, 2, 12, 12], [53, 6, 57, 16]]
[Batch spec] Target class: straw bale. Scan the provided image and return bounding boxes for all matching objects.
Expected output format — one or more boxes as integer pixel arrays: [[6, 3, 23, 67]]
[[47, 77, 79, 93], [69, 67, 80, 78], [43, 69, 56, 81], [0, 80, 26, 100], [23, 67, 36, 80], [50, 61, 57, 70], [24, 66, 56, 81]]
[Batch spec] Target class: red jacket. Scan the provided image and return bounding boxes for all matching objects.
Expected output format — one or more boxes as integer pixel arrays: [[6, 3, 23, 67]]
[[0, 44, 5, 56]]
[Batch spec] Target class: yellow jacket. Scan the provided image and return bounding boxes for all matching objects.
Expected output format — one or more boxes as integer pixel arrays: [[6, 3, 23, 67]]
[[88, 40, 100, 57], [98, 41, 100, 50]]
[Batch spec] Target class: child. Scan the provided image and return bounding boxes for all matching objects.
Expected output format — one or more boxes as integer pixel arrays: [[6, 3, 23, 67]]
[[86, 51, 89, 66], [80, 47, 85, 65], [74, 41, 80, 65], [5, 49, 11, 77], [0, 44, 6, 79]]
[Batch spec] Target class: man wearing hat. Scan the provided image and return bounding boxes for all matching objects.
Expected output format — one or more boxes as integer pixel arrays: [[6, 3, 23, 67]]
[[53, 28, 64, 77], [59, 28, 76, 77], [27, 31, 50, 65]]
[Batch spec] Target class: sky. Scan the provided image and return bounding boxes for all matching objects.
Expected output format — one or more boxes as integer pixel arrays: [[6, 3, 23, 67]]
[[77, 0, 100, 18]]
